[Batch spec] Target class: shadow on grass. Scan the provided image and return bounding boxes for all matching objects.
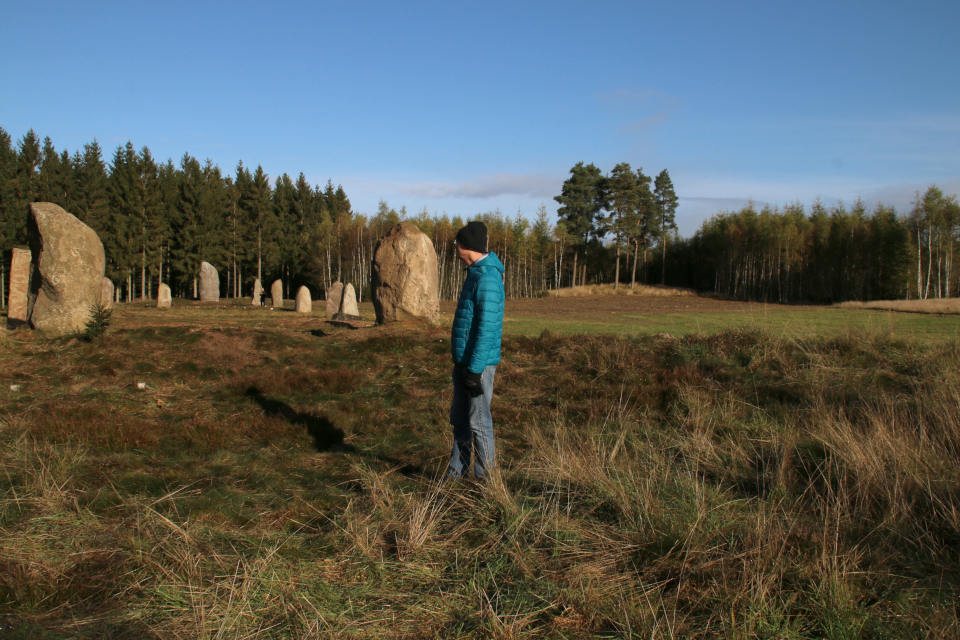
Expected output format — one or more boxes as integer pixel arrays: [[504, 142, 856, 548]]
[[244, 386, 424, 477], [245, 386, 352, 452]]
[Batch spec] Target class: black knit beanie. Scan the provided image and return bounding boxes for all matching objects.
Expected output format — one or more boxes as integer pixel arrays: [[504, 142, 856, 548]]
[[455, 221, 488, 253]]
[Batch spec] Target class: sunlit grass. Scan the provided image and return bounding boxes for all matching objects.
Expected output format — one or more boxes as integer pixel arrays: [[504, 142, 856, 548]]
[[1, 298, 959, 637], [505, 305, 960, 342]]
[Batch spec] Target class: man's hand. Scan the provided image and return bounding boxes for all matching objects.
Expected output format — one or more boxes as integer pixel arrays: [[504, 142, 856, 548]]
[[464, 371, 484, 397]]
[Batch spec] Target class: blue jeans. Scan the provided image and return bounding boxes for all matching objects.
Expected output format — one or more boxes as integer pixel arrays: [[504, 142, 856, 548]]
[[449, 364, 497, 480]]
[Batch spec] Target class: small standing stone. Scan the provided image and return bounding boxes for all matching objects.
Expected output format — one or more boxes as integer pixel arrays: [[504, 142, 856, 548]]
[[295, 286, 312, 313], [6, 247, 31, 329], [270, 279, 283, 308], [325, 281, 344, 318], [340, 283, 360, 318], [252, 279, 263, 306], [100, 278, 115, 310], [157, 283, 172, 309], [199, 262, 219, 301]]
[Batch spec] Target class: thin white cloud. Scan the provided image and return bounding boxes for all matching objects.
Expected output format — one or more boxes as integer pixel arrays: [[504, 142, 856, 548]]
[[596, 87, 683, 134], [391, 173, 561, 200]]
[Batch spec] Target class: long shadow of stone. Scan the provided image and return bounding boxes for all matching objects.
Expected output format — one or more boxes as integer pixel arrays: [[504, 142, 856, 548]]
[[244, 387, 424, 477], [246, 386, 353, 453]]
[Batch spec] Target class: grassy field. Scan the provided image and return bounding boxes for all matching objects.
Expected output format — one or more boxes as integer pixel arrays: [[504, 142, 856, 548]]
[[1, 296, 959, 638]]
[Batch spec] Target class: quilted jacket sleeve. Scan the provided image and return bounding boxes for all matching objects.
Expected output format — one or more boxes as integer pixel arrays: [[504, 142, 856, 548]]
[[464, 267, 504, 374]]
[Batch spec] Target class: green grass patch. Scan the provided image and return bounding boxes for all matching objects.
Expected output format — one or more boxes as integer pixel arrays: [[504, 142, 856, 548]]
[[506, 305, 960, 342]]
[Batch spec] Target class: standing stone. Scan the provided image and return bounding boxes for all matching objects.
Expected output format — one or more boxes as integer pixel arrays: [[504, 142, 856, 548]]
[[295, 286, 312, 313], [100, 278, 115, 310], [6, 247, 31, 329], [371, 222, 440, 324], [252, 279, 263, 306], [339, 283, 360, 318], [199, 262, 219, 301], [270, 279, 283, 308], [26, 203, 105, 335], [325, 281, 344, 318], [157, 283, 172, 309]]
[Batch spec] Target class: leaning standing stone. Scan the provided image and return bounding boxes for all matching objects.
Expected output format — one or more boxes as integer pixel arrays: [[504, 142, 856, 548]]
[[199, 262, 219, 301], [26, 202, 105, 335], [252, 279, 263, 306], [325, 281, 344, 318], [339, 283, 360, 318], [371, 222, 440, 324], [6, 247, 31, 329], [157, 283, 172, 309], [100, 278, 115, 310], [270, 280, 283, 308], [295, 286, 312, 313]]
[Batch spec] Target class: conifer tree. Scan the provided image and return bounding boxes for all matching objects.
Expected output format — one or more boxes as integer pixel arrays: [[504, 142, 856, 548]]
[[555, 162, 603, 287], [106, 142, 142, 300], [606, 162, 639, 289], [633, 167, 658, 284], [243, 165, 274, 283], [15, 130, 41, 216], [0, 127, 19, 308], [38, 137, 73, 208], [654, 169, 678, 284], [74, 139, 110, 234]]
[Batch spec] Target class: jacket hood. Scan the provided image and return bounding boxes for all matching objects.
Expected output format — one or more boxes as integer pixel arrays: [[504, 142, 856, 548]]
[[470, 251, 504, 274]]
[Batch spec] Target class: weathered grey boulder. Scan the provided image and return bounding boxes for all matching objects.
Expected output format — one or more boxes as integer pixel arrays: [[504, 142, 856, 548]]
[[100, 278, 114, 310], [157, 283, 172, 309], [295, 286, 312, 313], [7, 247, 31, 329], [325, 281, 343, 318], [199, 262, 219, 301], [371, 222, 440, 324], [26, 203, 105, 335], [252, 279, 263, 306]]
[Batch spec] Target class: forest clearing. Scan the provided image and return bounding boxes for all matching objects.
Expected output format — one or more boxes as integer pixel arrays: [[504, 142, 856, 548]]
[[1, 293, 959, 638]]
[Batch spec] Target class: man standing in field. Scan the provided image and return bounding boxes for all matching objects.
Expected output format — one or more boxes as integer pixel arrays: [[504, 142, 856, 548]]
[[449, 221, 505, 481]]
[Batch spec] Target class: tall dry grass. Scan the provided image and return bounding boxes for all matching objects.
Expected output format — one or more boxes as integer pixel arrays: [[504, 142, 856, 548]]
[[3, 319, 960, 637], [837, 298, 960, 314], [547, 283, 696, 298]]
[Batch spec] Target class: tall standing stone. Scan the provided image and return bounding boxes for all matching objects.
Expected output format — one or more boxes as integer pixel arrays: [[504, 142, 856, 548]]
[[340, 283, 360, 318], [199, 262, 219, 301], [100, 278, 115, 310], [270, 280, 283, 308], [157, 283, 172, 309], [295, 286, 312, 313], [325, 281, 344, 318], [371, 222, 440, 324], [252, 279, 263, 306], [6, 247, 32, 329], [26, 203, 105, 335]]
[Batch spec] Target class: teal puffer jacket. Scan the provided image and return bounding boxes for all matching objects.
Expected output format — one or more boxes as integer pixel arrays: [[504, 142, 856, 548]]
[[451, 252, 505, 374]]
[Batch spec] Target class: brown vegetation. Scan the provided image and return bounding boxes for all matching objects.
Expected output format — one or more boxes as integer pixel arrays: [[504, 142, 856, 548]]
[[837, 298, 960, 314], [1, 302, 958, 637]]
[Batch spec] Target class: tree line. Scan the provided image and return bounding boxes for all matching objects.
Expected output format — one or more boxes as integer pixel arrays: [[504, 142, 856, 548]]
[[0, 127, 676, 307], [3, 125, 957, 308], [667, 188, 960, 303]]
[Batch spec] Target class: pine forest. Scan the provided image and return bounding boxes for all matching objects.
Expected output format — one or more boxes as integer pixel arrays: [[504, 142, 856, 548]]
[[1, 127, 958, 308]]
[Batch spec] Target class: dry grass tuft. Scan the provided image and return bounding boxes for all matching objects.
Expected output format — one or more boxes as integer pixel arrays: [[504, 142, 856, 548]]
[[547, 282, 697, 298], [837, 298, 960, 314]]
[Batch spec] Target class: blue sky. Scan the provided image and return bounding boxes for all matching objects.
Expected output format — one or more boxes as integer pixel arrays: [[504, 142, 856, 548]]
[[2, 0, 958, 235]]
